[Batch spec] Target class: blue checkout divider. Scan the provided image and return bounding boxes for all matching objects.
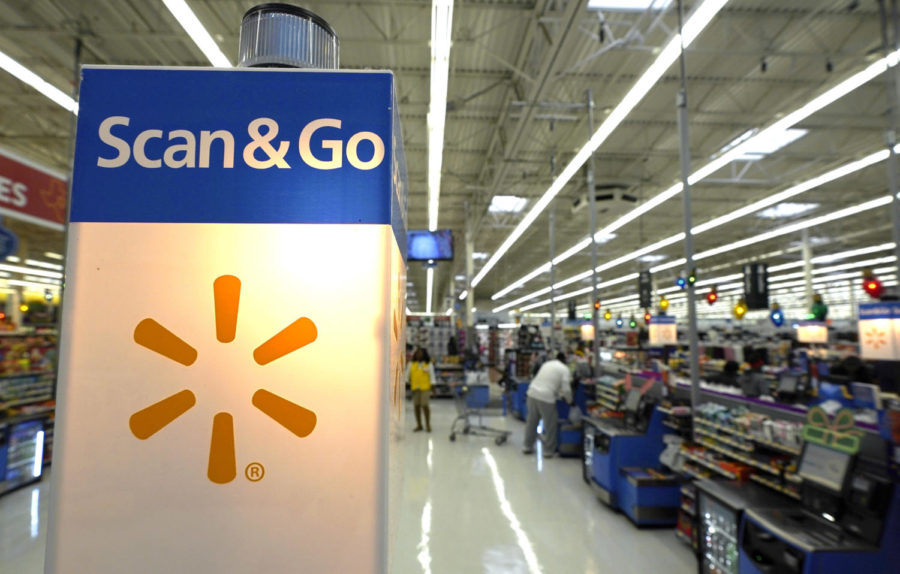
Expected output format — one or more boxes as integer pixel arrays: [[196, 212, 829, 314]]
[[585, 406, 679, 525]]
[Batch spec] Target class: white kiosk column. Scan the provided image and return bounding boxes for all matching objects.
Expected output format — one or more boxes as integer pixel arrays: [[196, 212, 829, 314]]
[[46, 6, 407, 573]]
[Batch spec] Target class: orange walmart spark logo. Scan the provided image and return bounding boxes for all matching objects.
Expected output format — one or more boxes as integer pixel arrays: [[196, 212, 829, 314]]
[[129, 275, 317, 484], [864, 327, 888, 350]]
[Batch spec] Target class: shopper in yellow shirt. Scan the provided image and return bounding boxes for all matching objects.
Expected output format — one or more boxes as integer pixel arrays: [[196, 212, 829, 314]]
[[406, 348, 436, 432]]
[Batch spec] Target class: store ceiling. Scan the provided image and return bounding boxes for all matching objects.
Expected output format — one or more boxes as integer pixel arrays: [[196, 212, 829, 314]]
[[0, 0, 895, 314]]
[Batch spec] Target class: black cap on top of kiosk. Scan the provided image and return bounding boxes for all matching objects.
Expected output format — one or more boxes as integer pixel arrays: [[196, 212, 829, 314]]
[[238, 3, 339, 69]]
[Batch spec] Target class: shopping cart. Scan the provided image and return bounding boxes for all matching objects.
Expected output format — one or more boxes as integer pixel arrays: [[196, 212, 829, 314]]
[[448, 383, 512, 445]]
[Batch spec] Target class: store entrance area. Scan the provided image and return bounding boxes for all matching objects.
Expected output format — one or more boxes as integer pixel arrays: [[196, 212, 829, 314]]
[[1, 401, 695, 574]]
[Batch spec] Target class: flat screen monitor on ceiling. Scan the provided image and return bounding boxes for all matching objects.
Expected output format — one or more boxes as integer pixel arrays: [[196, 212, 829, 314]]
[[407, 229, 454, 261], [798, 442, 852, 493]]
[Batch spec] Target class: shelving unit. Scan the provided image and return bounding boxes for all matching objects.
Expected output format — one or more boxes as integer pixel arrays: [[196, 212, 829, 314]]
[[694, 426, 754, 452], [750, 474, 801, 500], [0, 332, 58, 496], [683, 451, 737, 480], [433, 364, 463, 398]]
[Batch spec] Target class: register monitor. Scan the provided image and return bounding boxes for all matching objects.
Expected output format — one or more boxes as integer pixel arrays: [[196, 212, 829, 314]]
[[798, 442, 852, 493], [623, 388, 642, 414]]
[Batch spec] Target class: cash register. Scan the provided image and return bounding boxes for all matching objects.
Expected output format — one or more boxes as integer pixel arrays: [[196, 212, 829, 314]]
[[739, 440, 900, 573], [582, 378, 675, 519]]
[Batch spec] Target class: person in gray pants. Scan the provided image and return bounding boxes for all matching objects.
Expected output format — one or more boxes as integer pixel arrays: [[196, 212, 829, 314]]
[[523, 352, 573, 457]]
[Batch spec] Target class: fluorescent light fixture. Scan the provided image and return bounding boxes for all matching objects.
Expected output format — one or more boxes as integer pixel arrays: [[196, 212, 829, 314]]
[[498, 323, 519, 329], [25, 259, 64, 271], [492, 263, 552, 300], [757, 202, 819, 219], [493, 286, 552, 313], [495, 146, 894, 306], [535, 199, 895, 313], [161, 0, 231, 67], [486, 46, 900, 299], [0, 264, 62, 279], [720, 128, 808, 160], [473, 252, 489, 260], [7, 279, 61, 290], [426, 267, 434, 313], [0, 49, 78, 114], [445, 307, 453, 315], [695, 196, 891, 261], [470, 0, 729, 288], [33, 430, 44, 477], [44, 252, 64, 260], [475, 324, 489, 330], [812, 242, 895, 264], [588, 0, 674, 10], [458, 289, 468, 300], [6, 256, 20, 262], [471, 307, 477, 313], [427, 0, 454, 230], [489, 195, 528, 214], [637, 254, 667, 263], [454, 274, 466, 281]]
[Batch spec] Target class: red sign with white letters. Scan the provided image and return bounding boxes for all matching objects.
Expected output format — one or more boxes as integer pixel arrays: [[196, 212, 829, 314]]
[[0, 149, 67, 229]]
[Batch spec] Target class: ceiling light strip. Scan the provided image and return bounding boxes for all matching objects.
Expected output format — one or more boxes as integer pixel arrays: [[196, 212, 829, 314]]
[[427, 0, 454, 231], [0, 49, 78, 114], [0, 263, 63, 280], [526, 198, 891, 313], [162, 0, 231, 67], [489, 46, 900, 299], [426, 266, 434, 313], [494, 147, 893, 307], [471, 0, 729, 288]]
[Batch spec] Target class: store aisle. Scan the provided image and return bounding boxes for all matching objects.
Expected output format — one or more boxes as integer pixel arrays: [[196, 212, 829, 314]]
[[391, 400, 696, 574], [0, 402, 695, 574]]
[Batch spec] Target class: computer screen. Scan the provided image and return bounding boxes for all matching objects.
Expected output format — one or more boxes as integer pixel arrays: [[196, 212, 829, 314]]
[[778, 374, 798, 394], [623, 388, 642, 413], [798, 442, 852, 493]]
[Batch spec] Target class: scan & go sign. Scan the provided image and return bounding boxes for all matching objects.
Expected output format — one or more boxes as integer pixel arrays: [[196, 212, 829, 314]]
[[47, 66, 407, 574]]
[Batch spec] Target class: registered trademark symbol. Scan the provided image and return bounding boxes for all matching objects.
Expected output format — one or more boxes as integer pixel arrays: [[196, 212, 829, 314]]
[[245, 462, 265, 482]]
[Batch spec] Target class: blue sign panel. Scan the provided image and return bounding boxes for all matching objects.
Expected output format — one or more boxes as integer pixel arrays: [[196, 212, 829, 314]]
[[0, 226, 18, 260], [859, 302, 900, 320], [71, 67, 397, 227]]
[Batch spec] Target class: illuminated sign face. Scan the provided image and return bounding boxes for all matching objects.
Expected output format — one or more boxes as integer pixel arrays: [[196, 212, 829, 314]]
[[130, 275, 317, 484], [48, 67, 407, 573], [858, 302, 900, 360]]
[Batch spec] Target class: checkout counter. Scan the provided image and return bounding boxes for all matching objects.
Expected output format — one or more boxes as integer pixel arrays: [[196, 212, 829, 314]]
[[739, 439, 899, 573], [694, 480, 787, 574], [583, 378, 679, 525]]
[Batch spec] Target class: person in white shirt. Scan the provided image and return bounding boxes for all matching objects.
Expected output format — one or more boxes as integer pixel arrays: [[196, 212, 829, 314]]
[[524, 352, 573, 457]]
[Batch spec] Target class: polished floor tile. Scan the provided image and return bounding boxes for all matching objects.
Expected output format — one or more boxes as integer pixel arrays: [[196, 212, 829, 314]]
[[391, 401, 697, 574], [0, 478, 49, 574], [0, 401, 696, 574]]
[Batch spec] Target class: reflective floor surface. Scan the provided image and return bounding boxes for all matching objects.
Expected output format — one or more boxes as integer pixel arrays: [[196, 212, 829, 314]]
[[391, 401, 696, 574], [0, 400, 696, 573]]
